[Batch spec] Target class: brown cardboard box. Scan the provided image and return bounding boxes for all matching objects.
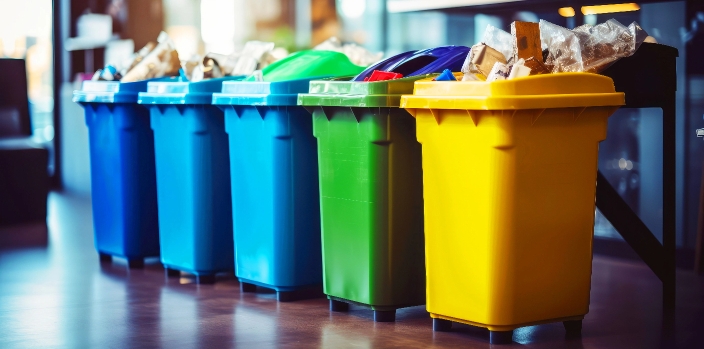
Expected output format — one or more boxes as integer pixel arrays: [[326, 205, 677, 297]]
[[511, 21, 542, 63]]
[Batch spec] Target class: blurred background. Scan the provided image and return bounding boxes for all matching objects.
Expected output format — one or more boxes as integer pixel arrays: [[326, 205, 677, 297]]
[[1, 0, 703, 264]]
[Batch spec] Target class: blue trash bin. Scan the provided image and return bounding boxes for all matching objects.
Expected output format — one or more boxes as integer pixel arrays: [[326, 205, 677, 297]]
[[212, 78, 325, 300], [138, 77, 241, 283], [73, 79, 165, 268]]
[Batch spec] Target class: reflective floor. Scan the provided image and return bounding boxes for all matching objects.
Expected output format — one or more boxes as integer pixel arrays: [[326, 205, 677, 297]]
[[1, 192, 703, 348]]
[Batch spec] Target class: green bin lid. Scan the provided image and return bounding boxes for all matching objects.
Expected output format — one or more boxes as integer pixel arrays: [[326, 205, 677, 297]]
[[297, 75, 435, 108], [247, 50, 366, 82]]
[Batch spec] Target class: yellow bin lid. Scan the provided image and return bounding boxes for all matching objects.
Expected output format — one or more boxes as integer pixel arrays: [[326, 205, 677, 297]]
[[400, 72, 625, 111]]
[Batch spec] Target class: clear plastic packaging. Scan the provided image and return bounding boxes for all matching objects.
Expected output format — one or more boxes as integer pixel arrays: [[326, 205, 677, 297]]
[[231, 41, 276, 76], [540, 19, 648, 73], [206, 52, 239, 76], [539, 20, 583, 73], [183, 55, 205, 82], [481, 24, 513, 62], [259, 47, 290, 70]]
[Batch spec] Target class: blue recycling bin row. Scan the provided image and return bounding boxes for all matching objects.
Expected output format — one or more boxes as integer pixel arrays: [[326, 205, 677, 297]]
[[74, 76, 325, 291]]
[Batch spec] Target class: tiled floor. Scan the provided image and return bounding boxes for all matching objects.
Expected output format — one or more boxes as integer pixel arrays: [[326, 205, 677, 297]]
[[1, 192, 703, 348]]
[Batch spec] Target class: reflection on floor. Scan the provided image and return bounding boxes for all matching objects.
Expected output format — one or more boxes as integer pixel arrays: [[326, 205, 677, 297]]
[[1, 192, 703, 348]]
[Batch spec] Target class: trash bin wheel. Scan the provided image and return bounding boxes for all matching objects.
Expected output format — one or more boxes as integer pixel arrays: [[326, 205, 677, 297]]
[[329, 299, 349, 312], [563, 320, 583, 335], [164, 267, 180, 277], [373, 310, 396, 322], [433, 318, 452, 332], [127, 258, 144, 269], [99, 253, 112, 263], [489, 330, 513, 345], [240, 282, 257, 293], [196, 274, 215, 284], [277, 291, 296, 302]]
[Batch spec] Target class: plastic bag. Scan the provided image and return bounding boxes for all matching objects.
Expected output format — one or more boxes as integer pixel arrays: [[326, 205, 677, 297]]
[[539, 20, 583, 73], [540, 19, 648, 73], [481, 24, 513, 62]]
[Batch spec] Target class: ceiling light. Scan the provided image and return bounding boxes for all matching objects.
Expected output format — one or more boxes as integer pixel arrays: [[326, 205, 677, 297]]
[[581, 3, 640, 15], [558, 7, 575, 17]]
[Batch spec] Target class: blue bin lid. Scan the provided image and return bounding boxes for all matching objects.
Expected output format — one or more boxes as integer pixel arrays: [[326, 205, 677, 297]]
[[353, 46, 469, 82], [138, 76, 245, 105], [211, 77, 326, 106], [73, 78, 178, 104]]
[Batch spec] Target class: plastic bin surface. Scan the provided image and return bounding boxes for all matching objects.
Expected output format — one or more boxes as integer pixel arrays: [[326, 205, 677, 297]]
[[139, 77, 241, 275], [74, 80, 164, 259], [401, 73, 625, 330], [213, 79, 325, 290], [297, 76, 431, 308]]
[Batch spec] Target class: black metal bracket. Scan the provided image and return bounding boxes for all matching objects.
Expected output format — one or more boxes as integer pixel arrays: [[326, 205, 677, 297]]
[[599, 43, 679, 311]]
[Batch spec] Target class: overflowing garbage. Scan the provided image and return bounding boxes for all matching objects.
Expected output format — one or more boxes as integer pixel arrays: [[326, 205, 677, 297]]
[[351, 18, 654, 83], [90, 34, 382, 83], [88, 18, 656, 85], [92, 33, 285, 83], [92, 32, 181, 82], [460, 18, 651, 82], [181, 41, 281, 82]]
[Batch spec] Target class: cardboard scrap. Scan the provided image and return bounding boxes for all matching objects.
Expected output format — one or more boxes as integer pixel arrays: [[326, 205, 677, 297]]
[[468, 43, 508, 78], [523, 57, 550, 75], [511, 21, 542, 63]]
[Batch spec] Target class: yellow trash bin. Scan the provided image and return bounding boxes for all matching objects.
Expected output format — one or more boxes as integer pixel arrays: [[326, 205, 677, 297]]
[[401, 73, 624, 344]]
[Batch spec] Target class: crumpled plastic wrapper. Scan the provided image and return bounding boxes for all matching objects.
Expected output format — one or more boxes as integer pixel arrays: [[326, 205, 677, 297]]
[[120, 32, 180, 82], [182, 54, 228, 82], [259, 47, 290, 70], [231, 41, 276, 76], [540, 19, 648, 73], [120, 32, 181, 82], [206, 53, 239, 76], [121, 42, 156, 77], [481, 25, 513, 62], [182, 41, 283, 82], [314, 37, 382, 66]]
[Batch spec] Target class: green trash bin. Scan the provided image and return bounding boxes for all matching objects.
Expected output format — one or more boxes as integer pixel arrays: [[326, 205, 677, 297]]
[[298, 75, 430, 322]]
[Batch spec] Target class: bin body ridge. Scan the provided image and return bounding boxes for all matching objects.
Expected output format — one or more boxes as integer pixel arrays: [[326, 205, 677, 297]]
[[224, 105, 321, 289], [84, 103, 160, 258], [416, 106, 612, 329], [313, 106, 425, 307], [150, 104, 234, 274]]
